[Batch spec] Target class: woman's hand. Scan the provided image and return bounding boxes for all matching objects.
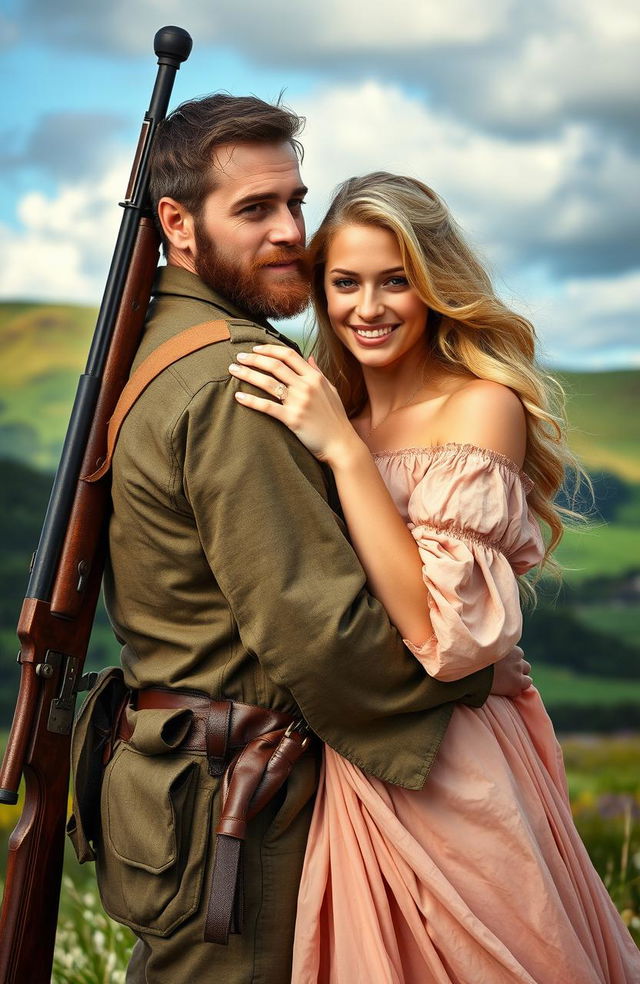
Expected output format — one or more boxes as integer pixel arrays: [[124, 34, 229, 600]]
[[229, 344, 363, 466], [491, 646, 533, 697]]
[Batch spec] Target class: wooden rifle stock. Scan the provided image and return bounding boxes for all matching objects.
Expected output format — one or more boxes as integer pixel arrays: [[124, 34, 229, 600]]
[[0, 27, 192, 983]]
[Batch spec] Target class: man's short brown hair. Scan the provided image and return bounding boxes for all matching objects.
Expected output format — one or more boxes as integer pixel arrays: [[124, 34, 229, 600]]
[[149, 93, 305, 249]]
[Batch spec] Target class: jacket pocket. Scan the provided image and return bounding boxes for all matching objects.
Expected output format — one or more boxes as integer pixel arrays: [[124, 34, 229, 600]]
[[96, 740, 213, 937]]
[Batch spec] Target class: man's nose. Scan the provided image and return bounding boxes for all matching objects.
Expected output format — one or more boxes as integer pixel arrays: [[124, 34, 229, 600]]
[[268, 207, 303, 246]]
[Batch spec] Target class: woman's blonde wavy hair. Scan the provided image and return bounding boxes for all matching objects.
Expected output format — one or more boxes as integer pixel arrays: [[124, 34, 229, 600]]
[[308, 172, 586, 583]]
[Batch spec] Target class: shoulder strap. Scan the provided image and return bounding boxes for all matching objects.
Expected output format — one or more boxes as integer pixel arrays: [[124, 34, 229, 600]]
[[84, 318, 231, 483]]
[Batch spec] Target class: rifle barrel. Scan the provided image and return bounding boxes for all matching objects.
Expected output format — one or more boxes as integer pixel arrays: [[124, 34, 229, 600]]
[[26, 27, 191, 603], [0, 26, 192, 984]]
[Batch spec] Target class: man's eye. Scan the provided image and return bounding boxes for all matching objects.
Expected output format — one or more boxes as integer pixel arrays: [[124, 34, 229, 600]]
[[289, 198, 307, 212], [241, 203, 267, 216]]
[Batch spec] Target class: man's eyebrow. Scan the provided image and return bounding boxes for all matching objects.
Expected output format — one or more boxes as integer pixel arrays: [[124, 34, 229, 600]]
[[233, 185, 308, 210], [329, 266, 405, 276]]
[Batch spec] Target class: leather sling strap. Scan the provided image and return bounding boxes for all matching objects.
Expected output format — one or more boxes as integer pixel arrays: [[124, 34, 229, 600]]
[[84, 318, 231, 482], [206, 721, 310, 944]]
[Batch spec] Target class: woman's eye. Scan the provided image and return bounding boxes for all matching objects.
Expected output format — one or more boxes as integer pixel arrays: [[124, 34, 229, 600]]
[[331, 278, 356, 289], [386, 276, 409, 287]]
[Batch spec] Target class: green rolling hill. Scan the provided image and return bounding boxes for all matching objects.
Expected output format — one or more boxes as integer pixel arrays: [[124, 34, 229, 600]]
[[556, 369, 640, 482], [0, 302, 98, 470], [0, 301, 639, 477]]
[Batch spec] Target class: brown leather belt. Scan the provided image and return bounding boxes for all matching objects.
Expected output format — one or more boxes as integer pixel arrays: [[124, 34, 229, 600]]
[[119, 689, 300, 773], [116, 688, 311, 946]]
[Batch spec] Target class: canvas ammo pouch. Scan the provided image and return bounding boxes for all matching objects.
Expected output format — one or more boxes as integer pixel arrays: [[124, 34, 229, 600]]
[[69, 680, 311, 943]]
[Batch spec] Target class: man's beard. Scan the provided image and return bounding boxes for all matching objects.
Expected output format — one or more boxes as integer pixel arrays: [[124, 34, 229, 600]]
[[193, 221, 310, 321]]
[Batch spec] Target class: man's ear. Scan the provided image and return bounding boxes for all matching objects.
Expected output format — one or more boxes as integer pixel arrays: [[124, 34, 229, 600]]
[[157, 196, 196, 261]]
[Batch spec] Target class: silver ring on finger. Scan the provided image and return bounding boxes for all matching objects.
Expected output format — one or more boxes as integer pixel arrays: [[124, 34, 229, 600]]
[[274, 382, 288, 403]]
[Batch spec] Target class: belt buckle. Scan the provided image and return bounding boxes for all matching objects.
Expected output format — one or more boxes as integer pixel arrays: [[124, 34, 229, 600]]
[[284, 718, 310, 748]]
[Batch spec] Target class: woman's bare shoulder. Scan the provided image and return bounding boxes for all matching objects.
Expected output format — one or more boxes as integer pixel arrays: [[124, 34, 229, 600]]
[[429, 377, 527, 467]]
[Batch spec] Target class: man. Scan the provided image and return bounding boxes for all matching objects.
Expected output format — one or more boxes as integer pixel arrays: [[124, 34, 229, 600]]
[[85, 94, 529, 983]]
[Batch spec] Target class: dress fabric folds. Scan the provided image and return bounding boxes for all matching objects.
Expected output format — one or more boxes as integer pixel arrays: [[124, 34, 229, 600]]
[[291, 444, 640, 984]]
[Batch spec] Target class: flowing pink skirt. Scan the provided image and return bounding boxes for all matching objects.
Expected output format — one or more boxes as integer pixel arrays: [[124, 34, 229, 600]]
[[292, 688, 640, 983]]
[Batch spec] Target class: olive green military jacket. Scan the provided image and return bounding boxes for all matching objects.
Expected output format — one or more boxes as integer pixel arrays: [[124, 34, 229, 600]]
[[104, 264, 492, 791]]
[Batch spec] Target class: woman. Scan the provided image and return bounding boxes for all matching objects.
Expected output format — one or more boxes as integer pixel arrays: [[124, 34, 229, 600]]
[[228, 173, 639, 982]]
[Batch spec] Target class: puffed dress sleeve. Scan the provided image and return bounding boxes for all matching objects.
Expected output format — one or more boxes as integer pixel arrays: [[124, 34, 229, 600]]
[[402, 445, 545, 682]]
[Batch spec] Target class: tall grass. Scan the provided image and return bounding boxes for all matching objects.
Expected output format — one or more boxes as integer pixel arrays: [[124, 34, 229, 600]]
[[52, 877, 134, 984]]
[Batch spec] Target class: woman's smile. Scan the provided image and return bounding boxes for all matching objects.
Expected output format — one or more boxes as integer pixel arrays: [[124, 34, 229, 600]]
[[349, 323, 399, 345]]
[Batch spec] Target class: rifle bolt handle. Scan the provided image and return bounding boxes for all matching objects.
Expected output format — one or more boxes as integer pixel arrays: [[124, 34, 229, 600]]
[[36, 663, 55, 679], [77, 559, 90, 592]]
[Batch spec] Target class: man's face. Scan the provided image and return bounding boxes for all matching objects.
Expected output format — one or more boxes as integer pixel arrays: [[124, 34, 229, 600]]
[[193, 141, 310, 320]]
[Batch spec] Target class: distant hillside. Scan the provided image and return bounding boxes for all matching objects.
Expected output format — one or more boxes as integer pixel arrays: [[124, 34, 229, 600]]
[[556, 370, 640, 482], [0, 301, 638, 476], [0, 302, 97, 470]]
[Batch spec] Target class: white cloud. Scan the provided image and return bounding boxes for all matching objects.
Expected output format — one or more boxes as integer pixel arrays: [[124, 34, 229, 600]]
[[17, 0, 639, 140], [256, 0, 515, 48], [0, 226, 94, 302], [464, 23, 640, 135], [1, 156, 128, 303], [292, 81, 639, 365], [20, 0, 517, 53], [297, 81, 640, 275], [1, 77, 637, 367], [530, 269, 640, 366]]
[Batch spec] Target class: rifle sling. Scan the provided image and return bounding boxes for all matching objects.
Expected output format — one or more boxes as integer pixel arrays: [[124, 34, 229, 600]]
[[84, 318, 231, 483]]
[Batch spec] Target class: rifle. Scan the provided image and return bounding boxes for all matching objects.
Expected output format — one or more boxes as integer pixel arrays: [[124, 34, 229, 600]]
[[0, 26, 192, 983]]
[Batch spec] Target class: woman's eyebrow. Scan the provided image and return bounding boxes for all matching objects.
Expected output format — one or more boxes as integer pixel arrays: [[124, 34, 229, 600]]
[[329, 266, 405, 275]]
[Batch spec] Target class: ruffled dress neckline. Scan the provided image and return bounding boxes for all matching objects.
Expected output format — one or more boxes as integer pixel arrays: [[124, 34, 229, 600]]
[[370, 441, 534, 494]]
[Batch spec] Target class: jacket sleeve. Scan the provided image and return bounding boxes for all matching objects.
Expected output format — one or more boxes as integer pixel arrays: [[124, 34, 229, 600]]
[[178, 368, 492, 789]]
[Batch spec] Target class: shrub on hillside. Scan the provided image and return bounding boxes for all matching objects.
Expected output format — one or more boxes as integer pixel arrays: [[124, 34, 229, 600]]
[[522, 605, 639, 679]]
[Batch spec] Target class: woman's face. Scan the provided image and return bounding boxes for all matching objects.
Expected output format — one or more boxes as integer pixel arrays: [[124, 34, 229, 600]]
[[324, 223, 429, 370]]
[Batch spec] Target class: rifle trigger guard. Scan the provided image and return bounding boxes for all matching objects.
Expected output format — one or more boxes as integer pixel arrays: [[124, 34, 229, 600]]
[[40, 650, 83, 735]]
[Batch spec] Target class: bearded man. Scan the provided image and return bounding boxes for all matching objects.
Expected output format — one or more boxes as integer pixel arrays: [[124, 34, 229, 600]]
[[73, 94, 527, 983]]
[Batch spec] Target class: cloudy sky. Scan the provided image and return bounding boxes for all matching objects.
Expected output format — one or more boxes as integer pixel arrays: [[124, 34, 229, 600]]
[[1, 0, 638, 368]]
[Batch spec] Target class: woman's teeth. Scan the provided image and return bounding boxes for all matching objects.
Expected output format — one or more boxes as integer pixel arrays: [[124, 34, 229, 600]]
[[354, 326, 395, 338]]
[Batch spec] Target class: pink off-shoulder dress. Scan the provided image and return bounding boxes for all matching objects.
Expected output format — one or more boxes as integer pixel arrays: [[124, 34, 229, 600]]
[[291, 444, 640, 984]]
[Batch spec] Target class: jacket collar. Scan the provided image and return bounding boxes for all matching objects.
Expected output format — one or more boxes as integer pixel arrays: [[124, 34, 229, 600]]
[[153, 264, 301, 351]]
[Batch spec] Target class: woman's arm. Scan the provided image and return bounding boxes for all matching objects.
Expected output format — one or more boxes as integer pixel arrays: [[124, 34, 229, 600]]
[[328, 440, 434, 647], [229, 345, 434, 646]]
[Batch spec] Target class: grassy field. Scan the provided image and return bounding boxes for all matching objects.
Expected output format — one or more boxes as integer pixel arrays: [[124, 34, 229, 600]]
[[555, 523, 640, 582], [616, 484, 640, 526], [534, 665, 640, 706], [575, 605, 640, 650]]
